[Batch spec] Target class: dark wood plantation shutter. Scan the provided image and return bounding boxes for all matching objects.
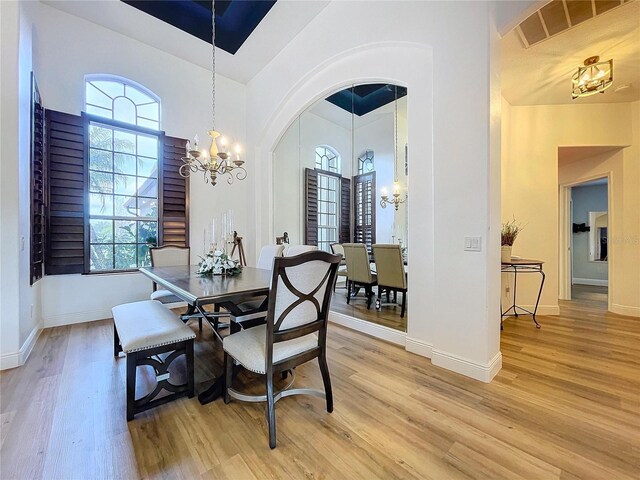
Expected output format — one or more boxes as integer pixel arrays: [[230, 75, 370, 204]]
[[45, 110, 86, 274], [30, 76, 45, 284], [161, 136, 189, 246], [304, 168, 318, 246], [340, 177, 351, 244], [353, 172, 376, 249]]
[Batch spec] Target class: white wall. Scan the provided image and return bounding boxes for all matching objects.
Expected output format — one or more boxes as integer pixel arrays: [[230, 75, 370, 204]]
[[502, 100, 639, 317], [0, 1, 42, 369], [571, 184, 608, 284], [247, 1, 503, 382], [1, 0, 23, 368], [18, 2, 246, 328]]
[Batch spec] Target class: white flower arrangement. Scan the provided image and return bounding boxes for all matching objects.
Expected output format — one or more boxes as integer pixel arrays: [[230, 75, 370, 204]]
[[197, 250, 242, 276]]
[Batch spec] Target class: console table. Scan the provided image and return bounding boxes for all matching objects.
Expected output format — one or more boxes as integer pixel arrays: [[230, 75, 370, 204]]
[[501, 258, 545, 329]]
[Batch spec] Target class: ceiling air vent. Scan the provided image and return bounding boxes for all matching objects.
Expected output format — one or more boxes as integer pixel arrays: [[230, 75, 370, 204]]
[[516, 0, 632, 48]]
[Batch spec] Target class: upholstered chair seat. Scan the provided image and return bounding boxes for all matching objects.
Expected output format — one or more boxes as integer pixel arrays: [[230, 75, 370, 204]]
[[224, 325, 317, 374]]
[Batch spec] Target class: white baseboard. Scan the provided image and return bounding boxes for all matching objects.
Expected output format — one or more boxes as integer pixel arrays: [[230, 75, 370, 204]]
[[611, 303, 640, 318], [0, 323, 43, 371], [573, 278, 608, 287], [0, 352, 20, 370], [43, 302, 187, 328], [329, 311, 406, 346], [43, 308, 113, 328], [431, 349, 502, 383], [405, 336, 433, 358], [19, 323, 42, 365], [502, 304, 560, 316]]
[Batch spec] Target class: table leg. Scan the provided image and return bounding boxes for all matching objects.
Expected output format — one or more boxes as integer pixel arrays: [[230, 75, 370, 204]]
[[512, 267, 518, 317], [532, 269, 545, 329], [198, 364, 242, 405]]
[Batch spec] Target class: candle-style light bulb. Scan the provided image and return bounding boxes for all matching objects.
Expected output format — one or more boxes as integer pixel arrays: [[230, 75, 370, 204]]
[[393, 181, 400, 195], [234, 144, 241, 160], [381, 187, 388, 196]]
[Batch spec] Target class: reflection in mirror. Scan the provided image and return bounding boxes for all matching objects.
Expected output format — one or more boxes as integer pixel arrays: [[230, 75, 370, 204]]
[[588, 211, 608, 262], [273, 84, 408, 332]]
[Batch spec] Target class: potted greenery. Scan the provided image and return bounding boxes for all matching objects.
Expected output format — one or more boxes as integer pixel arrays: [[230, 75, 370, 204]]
[[501, 218, 523, 263]]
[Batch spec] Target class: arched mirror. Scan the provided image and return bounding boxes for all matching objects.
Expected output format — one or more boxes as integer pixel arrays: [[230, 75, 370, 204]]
[[273, 84, 408, 332]]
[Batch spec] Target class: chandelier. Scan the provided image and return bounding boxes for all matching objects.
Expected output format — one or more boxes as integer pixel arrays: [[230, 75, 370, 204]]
[[380, 85, 406, 211], [180, 0, 246, 186], [572, 56, 613, 100]]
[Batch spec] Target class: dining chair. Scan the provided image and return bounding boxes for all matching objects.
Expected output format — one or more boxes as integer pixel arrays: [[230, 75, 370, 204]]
[[283, 245, 318, 256], [342, 243, 377, 309], [149, 245, 190, 304], [149, 245, 201, 328], [221, 244, 286, 327], [257, 244, 285, 270], [223, 251, 341, 449], [330, 243, 348, 291], [372, 244, 408, 318]]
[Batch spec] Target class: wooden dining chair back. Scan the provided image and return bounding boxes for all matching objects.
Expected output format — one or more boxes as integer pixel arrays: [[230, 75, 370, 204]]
[[223, 250, 341, 449], [372, 244, 408, 318], [256, 244, 285, 270], [342, 243, 377, 308]]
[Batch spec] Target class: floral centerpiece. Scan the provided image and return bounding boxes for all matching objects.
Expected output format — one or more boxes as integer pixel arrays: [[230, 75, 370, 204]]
[[197, 250, 242, 276]]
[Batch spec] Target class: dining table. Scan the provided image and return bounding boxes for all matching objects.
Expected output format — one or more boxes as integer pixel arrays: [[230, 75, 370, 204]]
[[139, 265, 272, 404]]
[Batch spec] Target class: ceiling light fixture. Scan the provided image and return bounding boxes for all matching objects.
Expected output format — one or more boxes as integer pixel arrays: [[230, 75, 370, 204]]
[[180, 0, 246, 186], [571, 56, 613, 100], [380, 85, 407, 211]]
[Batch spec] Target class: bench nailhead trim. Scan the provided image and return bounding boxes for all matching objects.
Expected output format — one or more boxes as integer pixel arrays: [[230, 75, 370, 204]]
[[124, 335, 196, 354]]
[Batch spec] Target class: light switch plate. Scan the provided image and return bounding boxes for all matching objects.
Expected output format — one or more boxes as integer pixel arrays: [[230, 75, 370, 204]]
[[464, 236, 482, 252]]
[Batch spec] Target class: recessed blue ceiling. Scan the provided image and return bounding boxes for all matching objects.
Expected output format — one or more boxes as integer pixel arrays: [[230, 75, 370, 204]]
[[121, 0, 276, 55], [326, 84, 408, 116]]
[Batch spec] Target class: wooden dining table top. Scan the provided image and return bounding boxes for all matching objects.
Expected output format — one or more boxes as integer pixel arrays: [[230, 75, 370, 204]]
[[139, 265, 272, 307]]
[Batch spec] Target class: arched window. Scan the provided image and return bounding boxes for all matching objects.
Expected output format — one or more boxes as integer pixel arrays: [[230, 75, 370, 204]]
[[358, 149, 375, 174], [85, 74, 160, 130], [315, 145, 340, 173], [84, 75, 161, 271]]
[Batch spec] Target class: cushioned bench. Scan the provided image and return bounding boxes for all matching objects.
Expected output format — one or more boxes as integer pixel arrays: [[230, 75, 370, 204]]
[[112, 300, 196, 420]]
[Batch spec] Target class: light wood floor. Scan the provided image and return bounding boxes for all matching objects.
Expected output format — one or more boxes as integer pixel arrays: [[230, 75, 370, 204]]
[[572, 284, 608, 305], [1, 297, 638, 479]]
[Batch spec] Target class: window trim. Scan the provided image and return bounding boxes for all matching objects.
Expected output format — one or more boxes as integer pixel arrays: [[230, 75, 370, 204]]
[[82, 112, 166, 274], [315, 145, 341, 174], [84, 74, 161, 130]]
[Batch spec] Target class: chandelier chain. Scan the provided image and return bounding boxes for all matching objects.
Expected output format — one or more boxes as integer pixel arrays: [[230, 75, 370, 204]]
[[394, 85, 398, 182], [211, 0, 216, 130]]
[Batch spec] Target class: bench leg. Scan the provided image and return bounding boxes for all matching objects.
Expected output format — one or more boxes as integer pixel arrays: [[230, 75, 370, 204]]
[[186, 339, 195, 398], [126, 351, 137, 421], [114, 323, 122, 357]]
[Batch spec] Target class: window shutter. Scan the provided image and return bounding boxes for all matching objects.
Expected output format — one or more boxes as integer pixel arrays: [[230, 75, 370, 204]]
[[304, 168, 318, 246], [353, 172, 376, 250], [30, 76, 45, 284], [340, 177, 351, 244], [45, 110, 86, 275], [161, 135, 189, 247]]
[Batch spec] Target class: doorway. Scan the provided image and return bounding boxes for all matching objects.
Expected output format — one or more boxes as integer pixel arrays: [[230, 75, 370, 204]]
[[562, 177, 609, 309]]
